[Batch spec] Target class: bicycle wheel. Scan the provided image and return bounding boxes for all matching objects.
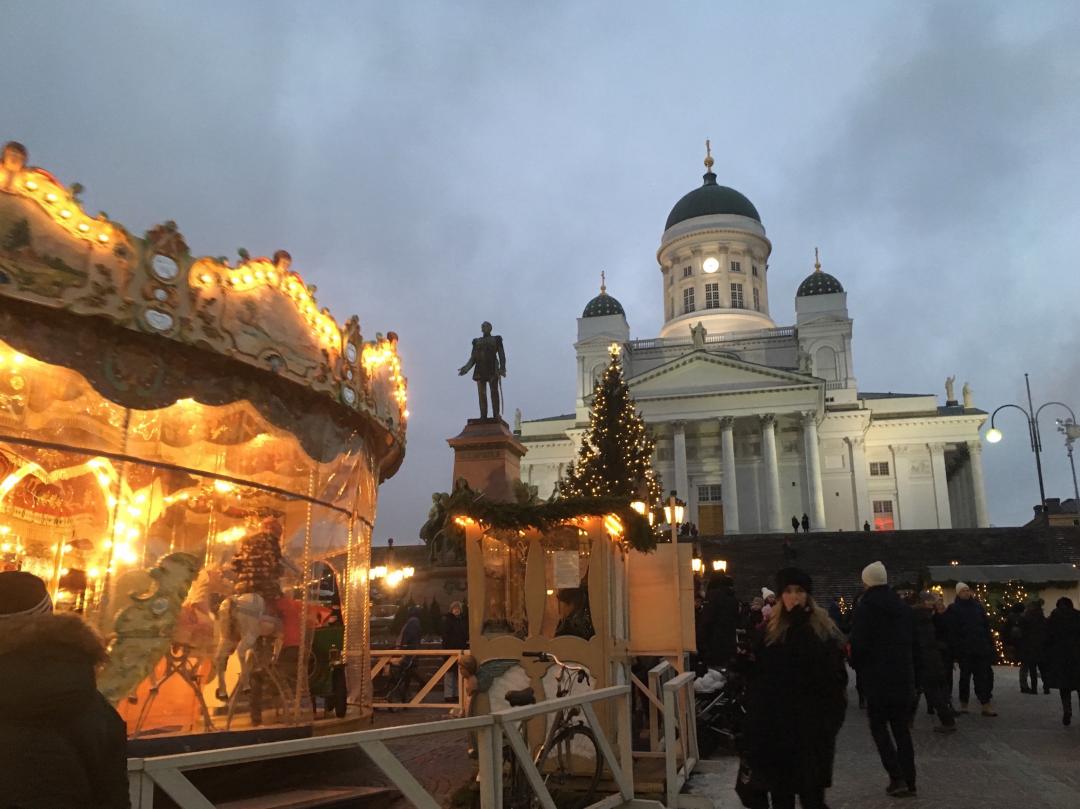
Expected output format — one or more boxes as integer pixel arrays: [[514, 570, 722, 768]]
[[529, 724, 603, 809]]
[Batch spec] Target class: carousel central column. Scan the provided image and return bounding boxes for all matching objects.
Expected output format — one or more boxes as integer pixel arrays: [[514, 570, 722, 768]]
[[760, 414, 784, 532], [719, 416, 740, 533]]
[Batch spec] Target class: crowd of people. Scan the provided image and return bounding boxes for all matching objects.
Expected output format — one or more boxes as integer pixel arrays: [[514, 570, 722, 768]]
[[695, 563, 1080, 807]]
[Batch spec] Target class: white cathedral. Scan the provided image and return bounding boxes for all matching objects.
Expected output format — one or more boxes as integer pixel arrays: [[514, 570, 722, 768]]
[[518, 151, 990, 535]]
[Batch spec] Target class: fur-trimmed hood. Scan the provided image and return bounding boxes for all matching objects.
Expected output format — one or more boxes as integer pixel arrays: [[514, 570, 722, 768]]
[[0, 612, 107, 662], [0, 613, 107, 723]]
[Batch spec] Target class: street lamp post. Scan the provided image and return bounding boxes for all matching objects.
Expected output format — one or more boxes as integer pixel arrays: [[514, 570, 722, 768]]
[[985, 373, 1077, 514], [1057, 418, 1080, 505]]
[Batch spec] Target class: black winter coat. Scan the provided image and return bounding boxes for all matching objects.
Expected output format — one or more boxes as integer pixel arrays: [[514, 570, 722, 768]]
[[849, 585, 915, 704], [1043, 605, 1080, 691], [0, 613, 129, 809], [697, 585, 740, 666], [912, 607, 948, 688], [1018, 606, 1048, 662], [743, 608, 848, 796], [945, 597, 995, 659], [442, 612, 469, 650]]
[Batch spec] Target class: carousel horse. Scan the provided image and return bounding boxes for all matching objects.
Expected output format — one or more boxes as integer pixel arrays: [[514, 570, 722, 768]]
[[98, 552, 202, 705], [212, 590, 282, 702]]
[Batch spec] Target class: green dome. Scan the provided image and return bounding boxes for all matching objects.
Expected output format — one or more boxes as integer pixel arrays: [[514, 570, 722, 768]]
[[582, 291, 625, 318], [665, 171, 761, 230], [796, 270, 845, 297]]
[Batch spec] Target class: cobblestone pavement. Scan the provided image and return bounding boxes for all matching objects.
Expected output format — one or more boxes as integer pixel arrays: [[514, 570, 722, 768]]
[[688, 667, 1080, 809], [370, 708, 475, 807]]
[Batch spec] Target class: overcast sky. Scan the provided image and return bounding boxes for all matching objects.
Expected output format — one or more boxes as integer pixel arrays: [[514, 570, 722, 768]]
[[3, 1, 1078, 545]]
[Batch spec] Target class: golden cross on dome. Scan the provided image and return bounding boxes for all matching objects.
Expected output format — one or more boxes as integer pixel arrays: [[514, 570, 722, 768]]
[[600, 270, 607, 294], [704, 139, 714, 171], [814, 246, 822, 272]]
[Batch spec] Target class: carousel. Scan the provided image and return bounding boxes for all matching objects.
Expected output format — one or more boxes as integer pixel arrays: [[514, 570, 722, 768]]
[[0, 141, 407, 740]]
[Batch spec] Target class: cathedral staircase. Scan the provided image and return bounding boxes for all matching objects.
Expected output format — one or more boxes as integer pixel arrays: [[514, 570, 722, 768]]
[[692, 525, 1080, 601]]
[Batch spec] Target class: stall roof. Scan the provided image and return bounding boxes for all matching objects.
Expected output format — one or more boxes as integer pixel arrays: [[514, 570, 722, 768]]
[[927, 563, 1080, 583]]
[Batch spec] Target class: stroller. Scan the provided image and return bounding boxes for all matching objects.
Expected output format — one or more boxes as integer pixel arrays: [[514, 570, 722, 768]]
[[695, 665, 746, 757]]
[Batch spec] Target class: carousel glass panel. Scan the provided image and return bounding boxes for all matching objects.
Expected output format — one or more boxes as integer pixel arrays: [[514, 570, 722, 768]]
[[479, 530, 528, 638], [0, 348, 377, 737], [540, 525, 594, 640]]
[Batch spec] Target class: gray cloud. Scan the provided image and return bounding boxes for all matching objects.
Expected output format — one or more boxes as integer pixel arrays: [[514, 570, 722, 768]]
[[1, 1, 1076, 543]]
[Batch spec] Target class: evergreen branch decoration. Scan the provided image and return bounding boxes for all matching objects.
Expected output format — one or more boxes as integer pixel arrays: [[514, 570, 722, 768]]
[[424, 479, 656, 552]]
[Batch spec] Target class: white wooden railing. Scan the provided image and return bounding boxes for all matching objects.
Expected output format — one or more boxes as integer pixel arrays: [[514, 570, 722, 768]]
[[127, 683, 667, 809], [370, 648, 466, 712], [662, 672, 700, 809]]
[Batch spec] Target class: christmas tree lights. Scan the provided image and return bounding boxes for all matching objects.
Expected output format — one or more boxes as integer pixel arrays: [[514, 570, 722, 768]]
[[561, 347, 663, 513]]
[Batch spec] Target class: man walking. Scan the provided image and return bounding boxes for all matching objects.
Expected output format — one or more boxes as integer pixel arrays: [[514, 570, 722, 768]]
[[913, 591, 956, 733], [1018, 599, 1048, 695], [946, 582, 998, 715], [850, 561, 917, 798]]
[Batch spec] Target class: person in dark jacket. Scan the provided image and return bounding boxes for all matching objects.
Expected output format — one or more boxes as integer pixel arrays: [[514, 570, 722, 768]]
[[931, 594, 955, 707], [0, 571, 129, 809], [743, 567, 847, 809], [442, 601, 469, 702], [1043, 597, 1080, 725], [1018, 600, 1049, 695], [912, 591, 956, 732], [849, 561, 918, 797], [1004, 603, 1025, 669], [697, 575, 740, 668], [945, 582, 997, 715]]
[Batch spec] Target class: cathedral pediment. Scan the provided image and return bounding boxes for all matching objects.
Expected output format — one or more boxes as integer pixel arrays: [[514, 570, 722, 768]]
[[626, 351, 819, 399]]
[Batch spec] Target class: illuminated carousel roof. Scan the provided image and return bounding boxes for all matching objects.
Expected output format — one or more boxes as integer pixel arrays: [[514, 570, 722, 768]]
[[0, 140, 407, 478]]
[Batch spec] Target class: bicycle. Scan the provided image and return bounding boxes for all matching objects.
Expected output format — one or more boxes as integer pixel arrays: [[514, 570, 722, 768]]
[[489, 650, 604, 809]]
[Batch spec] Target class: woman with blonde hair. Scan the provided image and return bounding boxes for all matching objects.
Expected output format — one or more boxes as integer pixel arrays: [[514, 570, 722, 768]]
[[742, 568, 848, 809]]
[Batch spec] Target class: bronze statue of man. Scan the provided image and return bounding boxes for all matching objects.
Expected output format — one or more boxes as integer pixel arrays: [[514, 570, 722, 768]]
[[459, 321, 506, 420]]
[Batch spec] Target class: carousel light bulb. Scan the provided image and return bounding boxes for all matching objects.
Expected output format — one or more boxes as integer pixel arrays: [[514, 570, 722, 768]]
[[98, 233, 109, 243], [60, 209, 71, 219], [45, 192, 57, 202], [25, 180, 38, 191], [242, 273, 254, 284], [0, 526, 10, 535], [1, 543, 10, 552], [87, 567, 100, 579], [200, 273, 212, 283], [12, 353, 25, 364], [77, 223, 90, 232]]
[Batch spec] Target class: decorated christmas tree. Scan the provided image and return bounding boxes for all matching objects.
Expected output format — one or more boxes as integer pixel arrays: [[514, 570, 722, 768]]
[[561, 345, 663, 508]]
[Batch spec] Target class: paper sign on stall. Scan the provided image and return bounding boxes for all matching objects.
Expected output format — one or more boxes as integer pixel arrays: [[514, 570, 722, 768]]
[[553, 551, 581, 589]]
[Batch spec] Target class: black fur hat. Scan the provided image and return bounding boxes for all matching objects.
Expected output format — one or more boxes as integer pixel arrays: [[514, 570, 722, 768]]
[[775, 567, 813, 596]]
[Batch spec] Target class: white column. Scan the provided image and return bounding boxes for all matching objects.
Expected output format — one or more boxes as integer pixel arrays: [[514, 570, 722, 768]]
[[673, 421, 689, 504], [720, 416, 740, 534], [968, 440, 990, 528], [848, 436, 872, 529], [760, 414, 784, 532], [889, 445, 907, 530], [929, 442, 953, 529], [802, 412, 826, 530]]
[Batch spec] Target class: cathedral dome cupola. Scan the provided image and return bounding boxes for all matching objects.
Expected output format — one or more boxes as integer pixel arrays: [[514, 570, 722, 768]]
[[796, 248, 845, 297], [664, 141, 761, 229], [582, 271, 625, 317]]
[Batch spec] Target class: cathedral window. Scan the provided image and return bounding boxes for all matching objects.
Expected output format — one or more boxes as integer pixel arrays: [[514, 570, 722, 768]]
[[752, 264, 759, 277], [683, 265, 693, 278], [698, 484, 723, 503], [668, 272, 674, 287], [730, 260, 742, 273], [730, 283, 744, 309], [705, 283, 720, 309], [873, 500, 895, 531], [682, 287, 695, 314], [870, 461, 890, 477], [753, 287, 760, 311]]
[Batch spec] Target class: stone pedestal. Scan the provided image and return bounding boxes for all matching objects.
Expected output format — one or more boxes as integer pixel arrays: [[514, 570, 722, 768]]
[[447, 418, 527, 502]]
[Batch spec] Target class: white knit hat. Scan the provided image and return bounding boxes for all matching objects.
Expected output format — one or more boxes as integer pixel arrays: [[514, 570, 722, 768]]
[[861, 560, 888, 587], [955, 581, 970, 595], [761, 587, 775, 599]]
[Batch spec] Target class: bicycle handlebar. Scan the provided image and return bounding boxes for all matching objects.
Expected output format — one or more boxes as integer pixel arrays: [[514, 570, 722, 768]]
[[522, 650, 589, 675]]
